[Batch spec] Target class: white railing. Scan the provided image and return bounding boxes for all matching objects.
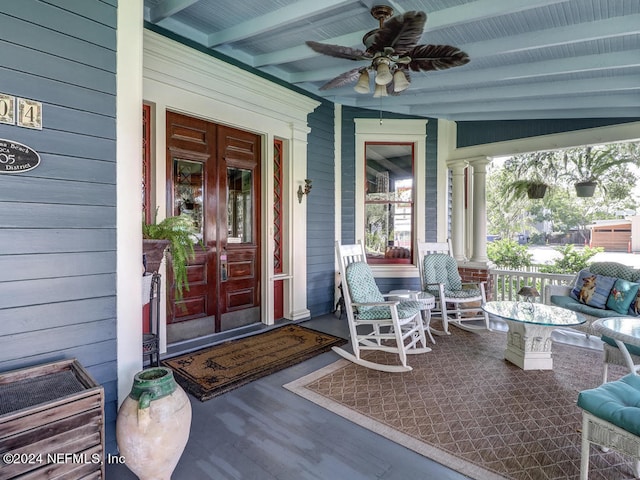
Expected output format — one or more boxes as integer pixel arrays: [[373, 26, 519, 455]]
[[489, 268, 575, 304]]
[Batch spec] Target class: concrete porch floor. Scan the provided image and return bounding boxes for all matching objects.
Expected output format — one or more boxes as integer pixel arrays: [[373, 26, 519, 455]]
[[108, 314, 602, 479]]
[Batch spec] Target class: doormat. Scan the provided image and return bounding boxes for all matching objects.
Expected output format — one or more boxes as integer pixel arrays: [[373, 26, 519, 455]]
[[285, 329, 632, 480], [163, 324, 345, 401]]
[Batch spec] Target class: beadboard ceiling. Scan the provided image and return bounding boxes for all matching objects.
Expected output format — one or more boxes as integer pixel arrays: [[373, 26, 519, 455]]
[[143, 0, 640, 121]]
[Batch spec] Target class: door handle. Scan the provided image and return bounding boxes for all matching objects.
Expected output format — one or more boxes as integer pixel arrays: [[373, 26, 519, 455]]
[[220, 249, 228, 282]]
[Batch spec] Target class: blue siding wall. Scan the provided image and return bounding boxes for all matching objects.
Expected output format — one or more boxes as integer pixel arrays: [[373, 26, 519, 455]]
[[0, 0, 118, 452], [306, 100, 336, 316], [457, 118, 640, 147]]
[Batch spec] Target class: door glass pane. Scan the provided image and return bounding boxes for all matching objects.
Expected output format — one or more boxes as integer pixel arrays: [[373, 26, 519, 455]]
[[364, 144, 414, 263], [227, 167, 253, 243], [173, 158, 204, 240]]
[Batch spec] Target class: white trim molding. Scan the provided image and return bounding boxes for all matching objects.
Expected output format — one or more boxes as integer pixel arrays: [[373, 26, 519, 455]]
[[142, 30, 319, 338], [117, 0, 144, 407], [354, 118, 428, 278]]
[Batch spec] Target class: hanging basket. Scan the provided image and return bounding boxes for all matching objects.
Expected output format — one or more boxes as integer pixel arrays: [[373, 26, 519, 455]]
[[574, 181, 597, 197], [526, 183, 548, 199]]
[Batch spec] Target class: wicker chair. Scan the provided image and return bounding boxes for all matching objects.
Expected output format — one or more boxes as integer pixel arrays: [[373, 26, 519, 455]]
[[577, 374, 640, 479]]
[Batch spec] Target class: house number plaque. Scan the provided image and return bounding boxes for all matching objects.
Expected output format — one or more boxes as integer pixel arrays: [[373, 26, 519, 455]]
[[0, 139, 41, 173]]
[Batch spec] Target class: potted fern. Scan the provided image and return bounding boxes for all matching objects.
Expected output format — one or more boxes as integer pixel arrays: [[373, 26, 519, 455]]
[[561, 145, 638, 197], [142, 214, 198, 300], [503, 151, 558, 201]]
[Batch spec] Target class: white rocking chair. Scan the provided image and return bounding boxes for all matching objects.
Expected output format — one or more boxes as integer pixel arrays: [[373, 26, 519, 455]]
[[334, 241, 430, 372], [417, 241, 490, 335]]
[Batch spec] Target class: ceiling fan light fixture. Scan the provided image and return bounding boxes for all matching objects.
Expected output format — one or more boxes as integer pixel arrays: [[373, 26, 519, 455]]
[[373, 83, 388, 98], [375, 58, 393, 85], [392, 69, 409, 92], [305, 6, 470, 98], [354, 70, 371, 94]]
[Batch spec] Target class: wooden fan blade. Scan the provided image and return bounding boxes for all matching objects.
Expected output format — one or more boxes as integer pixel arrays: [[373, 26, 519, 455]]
[[319, 67, 363, 90], [407, 44, 470, 72], [368, 11, 426, 55], [306, 41, 369, 61]]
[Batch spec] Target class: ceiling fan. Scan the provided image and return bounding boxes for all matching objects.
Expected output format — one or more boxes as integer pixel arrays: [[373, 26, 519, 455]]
[[306, 5, 470, 97]]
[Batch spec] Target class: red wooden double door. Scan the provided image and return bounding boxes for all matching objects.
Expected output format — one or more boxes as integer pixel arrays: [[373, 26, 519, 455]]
[[165, 111, 261, 342]]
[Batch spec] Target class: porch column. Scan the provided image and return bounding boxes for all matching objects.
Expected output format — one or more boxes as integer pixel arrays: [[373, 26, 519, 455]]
[[469, 156, 490, 263], [448, 159, 467, 261]]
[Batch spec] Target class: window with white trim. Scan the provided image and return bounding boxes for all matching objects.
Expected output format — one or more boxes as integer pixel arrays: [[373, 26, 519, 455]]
[[365, 142, 414, 265], [355, 118, 428, 277]]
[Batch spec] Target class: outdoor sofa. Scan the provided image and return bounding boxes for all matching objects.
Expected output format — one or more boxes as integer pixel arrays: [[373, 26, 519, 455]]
[[544, 262, 640, 338]]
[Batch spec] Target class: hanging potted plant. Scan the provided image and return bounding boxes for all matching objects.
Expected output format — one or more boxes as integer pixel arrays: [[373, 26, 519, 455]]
[[506, 179, 549, 200], [142, 213, 198, 299], [562, 145, 638, 198], [503, 151, 558, 201]]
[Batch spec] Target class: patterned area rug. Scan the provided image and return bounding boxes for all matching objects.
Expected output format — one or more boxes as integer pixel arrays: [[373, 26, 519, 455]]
[[285, 328, 634, 480], [164, 324, 345, 401]]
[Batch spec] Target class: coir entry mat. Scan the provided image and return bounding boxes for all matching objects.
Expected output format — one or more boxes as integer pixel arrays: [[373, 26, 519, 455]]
[[163, 324, 345, 401]]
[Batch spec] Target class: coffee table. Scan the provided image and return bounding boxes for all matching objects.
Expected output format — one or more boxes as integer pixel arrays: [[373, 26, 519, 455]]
[[483, 301, 586, 370]]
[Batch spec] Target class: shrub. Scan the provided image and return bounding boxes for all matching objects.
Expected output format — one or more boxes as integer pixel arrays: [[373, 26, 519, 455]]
[[487, 239, 533, 270], [539, 244, 603, 274]]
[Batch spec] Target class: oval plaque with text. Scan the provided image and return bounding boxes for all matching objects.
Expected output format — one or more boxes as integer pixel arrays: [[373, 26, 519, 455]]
[[0, 139, 40, 173]]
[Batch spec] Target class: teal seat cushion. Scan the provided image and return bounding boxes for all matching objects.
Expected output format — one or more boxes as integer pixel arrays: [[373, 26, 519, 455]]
[[345, 261, 419, 320], [356, 301, 421, 321], [601, 334, 640, 357], [577, 374, 640, 437], [606, 279, 640, 314], [346, 261, 384, 303], [550, 295, 627, 318], [422, 254, 462, 291], [422, 254, 483, 299], [550, 295, 579, 310], [442, 287, 483, 299]]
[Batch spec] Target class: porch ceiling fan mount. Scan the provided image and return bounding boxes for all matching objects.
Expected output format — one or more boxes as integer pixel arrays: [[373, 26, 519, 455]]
[[306, 5, 470, 97]]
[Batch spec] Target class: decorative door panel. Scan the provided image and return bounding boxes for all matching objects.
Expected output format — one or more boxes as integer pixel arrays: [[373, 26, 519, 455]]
[[217, 126, 261, 330], [166, 112, 261, 340]]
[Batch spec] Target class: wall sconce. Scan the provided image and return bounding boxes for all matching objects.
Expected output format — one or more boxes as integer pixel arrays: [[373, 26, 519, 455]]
[[297, 179, 312, 203]]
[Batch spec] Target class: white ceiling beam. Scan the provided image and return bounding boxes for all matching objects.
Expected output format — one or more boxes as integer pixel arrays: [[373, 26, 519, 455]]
[[147, 0, 200, 24], [254, 0, 571, 67], [146, 15, 210, 45], [421, 0, 571, 31], [409, 94, 639, 116], [254, 30, 368, 67], [289, 14, 640, 84], [206, 0, 353, 47], [304, 51, 639, 93], [431, 108, 640, 121], [464, 14, 640, 58], [354, 75, 640, 108]]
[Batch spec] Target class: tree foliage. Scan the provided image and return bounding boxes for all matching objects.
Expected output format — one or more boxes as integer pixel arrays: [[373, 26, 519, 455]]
[[487, 142, 640, 241], [539, 244, 603, 274], [487, 239, 532, 269]]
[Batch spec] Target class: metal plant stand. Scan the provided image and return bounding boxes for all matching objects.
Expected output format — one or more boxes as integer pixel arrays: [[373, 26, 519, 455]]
[[143, 273, 161, 367]]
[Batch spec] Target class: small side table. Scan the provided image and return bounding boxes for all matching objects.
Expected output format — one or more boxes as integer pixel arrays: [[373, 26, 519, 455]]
[[593, 317, 640, 382], [388, 289, 436, 344]]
